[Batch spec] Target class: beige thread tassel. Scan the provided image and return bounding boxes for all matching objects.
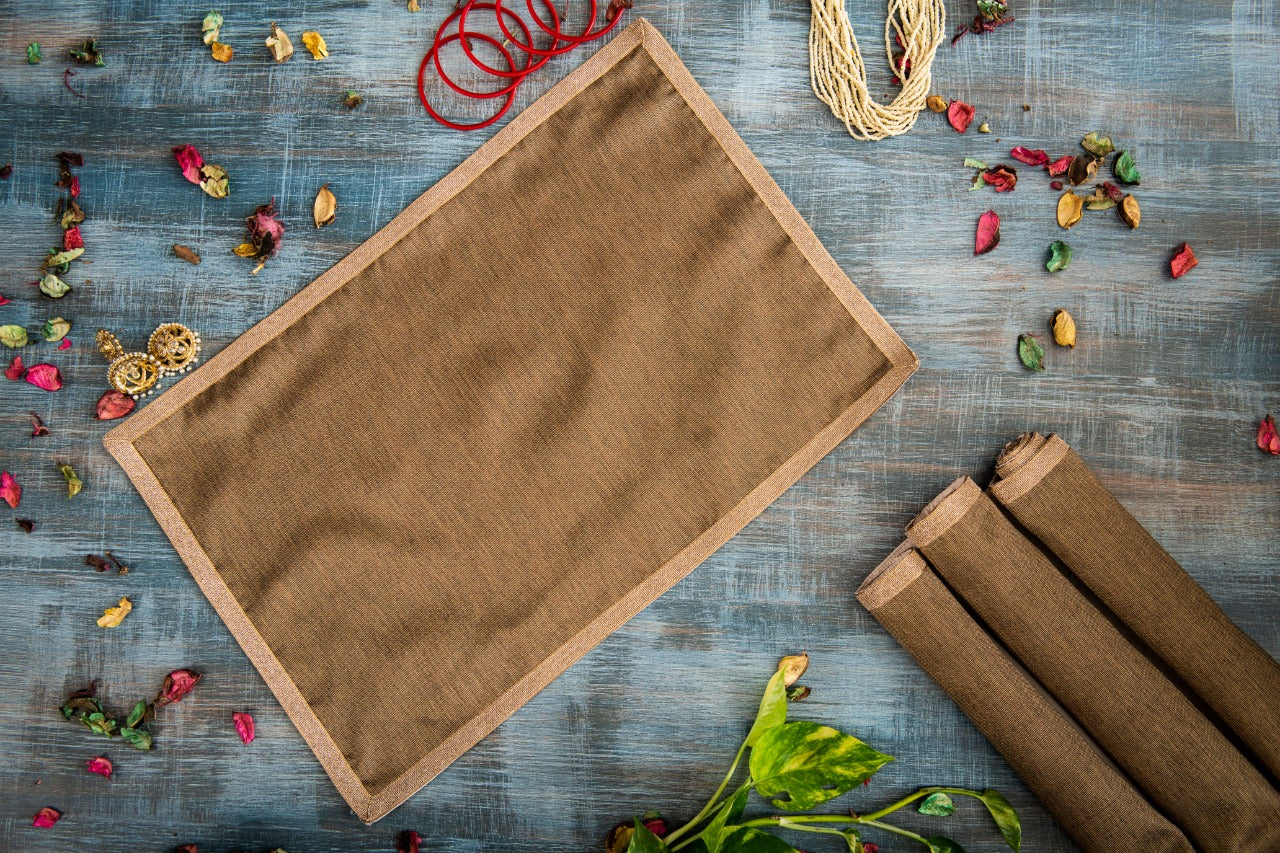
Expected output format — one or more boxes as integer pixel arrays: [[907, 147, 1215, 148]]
[[809, 0, 946, 140]]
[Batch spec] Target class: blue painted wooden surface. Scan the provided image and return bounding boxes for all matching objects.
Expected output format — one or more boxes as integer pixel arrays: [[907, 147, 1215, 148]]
[[1, 0, 1277, 850]]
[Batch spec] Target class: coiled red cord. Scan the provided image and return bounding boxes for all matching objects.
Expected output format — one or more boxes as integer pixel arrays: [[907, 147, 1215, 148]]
[[419, 0, 632, 130]]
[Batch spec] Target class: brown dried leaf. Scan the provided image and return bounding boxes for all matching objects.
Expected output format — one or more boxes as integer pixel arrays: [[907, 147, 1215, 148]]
[[265, 23, 293, 62], [313, 183, 336, 228], [1067, 154, 1098, 186], [173, 244, 201, 265], [777, 653, 810, 687]]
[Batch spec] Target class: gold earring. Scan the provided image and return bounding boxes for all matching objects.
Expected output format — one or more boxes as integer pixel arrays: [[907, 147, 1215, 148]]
[[97, 330, 161, 399], [147, 322, 202, 376]]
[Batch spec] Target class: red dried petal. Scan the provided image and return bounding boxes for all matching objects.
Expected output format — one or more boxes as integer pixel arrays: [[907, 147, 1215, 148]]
[[975, 209, 1000, 255], [0, 293, 10, 305], [1046, 155, 1072, 177], [1099, 181, 1124, 203], [396, 830, 423, 853], [172, 145, 205, 185], [25, 363, 63, 391], [30, 411, 49, 436], [233, 711, 255, 744], [58, 338, 71, 350], [606, 0, 633, 22], [1258, 414, 1280, 455], [1010, 146, 1049, 166], [63, 226, 84, 250], [159, 669, 202, 704], [1, 471, 20, 509], [176, 846, 199, 853], [1049, 179, 1064, 190], [87, 756, 113, 779], [5, 355, 24, 381], [947, 99, 975, 133], [863, 845, 880, 853], [643, 817, 668, 837], [981, 165, 1018, 192], [1170, 242, 1198, 278], [32, 807, 62, 828], [69, 175, 80, 198], [96, 390, 136, 420]]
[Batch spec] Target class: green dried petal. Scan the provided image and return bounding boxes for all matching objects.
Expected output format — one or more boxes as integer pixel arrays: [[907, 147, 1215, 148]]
[[199, 164, 229, 199], [43, 316, 71, 342], [1046, 240, 1072, 273], [1114, 151, 1141, 185], [0, 324, 29, 347], [1083, 195, 1115, 211], [1080, 132, 1114, 157], [39, 274, 71, 298], [963, 157, 987, 169], [121, 726, 153, 750], [1018, 334, 1046, 372], [202, 11, 224, 45], [126, 699, 147, 728], [27, 42, 42, 64], [59, 463, 82, 498]]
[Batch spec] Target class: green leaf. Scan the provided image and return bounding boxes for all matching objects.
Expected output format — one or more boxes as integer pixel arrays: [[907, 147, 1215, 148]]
[[39, 274, 71, 299], [749, 721, 894, 811], [1017, 334, 1045, 372], [745, 668, 788, 747], [963, 157, 987, 170], [627, 819, 669, 853], [46, 248, 84, 267], [125, 699, 147, 728], [1046, 240, 1071, 273], [926, 835, 966, 853], [702, 786, 750, 853], [1080, 132, 1114, 157], [0, 324, 29, 347], [918, 792, 956, 816], [28, 42, 42, 64], [121, 726, 153, 750], [718, 827, 797, 853], [979, 789, 1021, 851], [42, 317, 71, 342], [1113, 151, 1141, 185]]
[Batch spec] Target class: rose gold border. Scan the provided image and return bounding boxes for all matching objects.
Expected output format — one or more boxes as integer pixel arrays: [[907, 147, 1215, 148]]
[[103, 18, 917, 823]]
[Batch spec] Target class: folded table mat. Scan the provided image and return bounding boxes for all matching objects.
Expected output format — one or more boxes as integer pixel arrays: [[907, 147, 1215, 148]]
[[104, 18, 916, 823]]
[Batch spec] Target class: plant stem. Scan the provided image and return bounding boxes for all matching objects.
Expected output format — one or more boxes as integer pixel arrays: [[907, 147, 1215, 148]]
[[662, 739, 750, 844], [860, 818, 930, 845]]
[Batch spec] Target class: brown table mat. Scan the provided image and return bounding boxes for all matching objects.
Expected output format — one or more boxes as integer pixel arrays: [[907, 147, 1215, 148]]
[[103, 19, 916, 823]]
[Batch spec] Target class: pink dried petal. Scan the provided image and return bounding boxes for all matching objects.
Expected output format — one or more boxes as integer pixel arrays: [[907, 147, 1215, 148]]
[[5, 355, 24, 380], [25, 363, 63, 391], [981, 165, 1018, 192], [159, 669, 202, 704], [63, 227, 84, 250], [233, 711, 255, 744], [1258, 414, 1280, 455], [947, 99, 975, 133], [58, 338, 71, 350], [1010, 146, 1049, 166], [863, 845, 879, 853], [1046, 155, 1072, 177], [643, 817, 668, 837], [0, 293, 9, 305], [86, 756, 113, 779], [396, 830, 423, 853], [95, 390, 136, 420], [974, 209, 1000, 255], [32, 807, 62, 828], [172, 145, 205, 185], [1, 471, 20, 509]]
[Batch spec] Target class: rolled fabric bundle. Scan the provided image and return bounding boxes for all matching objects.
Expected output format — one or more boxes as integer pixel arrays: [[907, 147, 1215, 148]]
[[990, 432, 1280, 781], [907, 478, 1280, 853], [857, 545, 1195, 853]]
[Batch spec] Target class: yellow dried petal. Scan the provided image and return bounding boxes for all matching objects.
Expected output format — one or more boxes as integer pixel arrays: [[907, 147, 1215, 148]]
[[777, 652, 810, 687], [408, 0, 421, 10], [978, 121, 991, 133], [211, 41, 233, 63], [97, 596, 132, 628], [233, 243, 258, 257], [1056, 190, 1084, 229], [1119, 194, 1140, 229], [925, 95, 947, 113], [313, 183, 337, 227], [1051, 309, 1077, 348], [265, 23, 293, 62], [301, 31, 328, 60]]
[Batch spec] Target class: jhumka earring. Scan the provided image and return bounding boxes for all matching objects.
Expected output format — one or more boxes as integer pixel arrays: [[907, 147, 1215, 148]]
[[96, 323, 202, 399]]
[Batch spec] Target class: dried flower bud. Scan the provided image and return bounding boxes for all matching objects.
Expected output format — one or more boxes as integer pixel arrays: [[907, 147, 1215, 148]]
[[1051, 309, 1077, 347]]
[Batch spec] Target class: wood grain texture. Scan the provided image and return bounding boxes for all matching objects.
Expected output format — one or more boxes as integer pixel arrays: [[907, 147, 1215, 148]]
[[0, 1, 1276, 851]]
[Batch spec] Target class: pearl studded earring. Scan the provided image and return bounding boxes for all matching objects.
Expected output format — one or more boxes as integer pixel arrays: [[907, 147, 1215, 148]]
[[96, 323, 202, 400]]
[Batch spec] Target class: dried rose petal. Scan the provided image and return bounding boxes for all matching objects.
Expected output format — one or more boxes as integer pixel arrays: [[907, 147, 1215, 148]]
[[1009, 146, 1048, 166], [974, 209, 1000, 255], [947, 99, 975, 133], [33, 807, 61, 828], [1046, 155, 1072, 177], [172, 145, 205, 185], [17, 518, 35, 533], [396, 830, 423, 853], [159, 669, 202, 705], [1258, 415, 1280, 455], [96, 390, 136, 420], [5, 355, 24, 381], [1099, 181, 1124, 203], [176, 846, 199, 853], [0, 294, 9, 305], [643, 817, 667, 837], [1049, 179, 1064, 190], [30, 411, 49, 437], [87, 756, 113, 778], [233, 711, 255, 744], [58, 338, 71, 350], [606, 0, 633, 22], [1170, 243, 1198, 278], [63, 226, 84, 250], [69, 175, 80, 198], [1, 471, 20, 509], [981, 165, 1018, 192], [25, 363, 63, 391], [864, 845, 880, 853]]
